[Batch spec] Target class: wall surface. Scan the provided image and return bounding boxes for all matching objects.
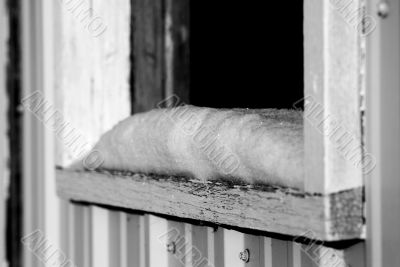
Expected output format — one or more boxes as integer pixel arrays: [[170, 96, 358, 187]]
[[0, 0, 8, 265], [52, 0, 366, 266]]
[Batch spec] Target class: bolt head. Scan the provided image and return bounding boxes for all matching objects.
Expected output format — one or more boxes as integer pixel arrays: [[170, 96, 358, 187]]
[[166, 242, 176, 254], [377, 2, 390, 18], [239, 249, 250, 263]]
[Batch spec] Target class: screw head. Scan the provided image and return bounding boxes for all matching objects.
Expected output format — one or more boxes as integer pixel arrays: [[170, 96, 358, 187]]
[[239, 249, 250, 263], [377, 1, 390, 18], [166, 242, 176, 254]]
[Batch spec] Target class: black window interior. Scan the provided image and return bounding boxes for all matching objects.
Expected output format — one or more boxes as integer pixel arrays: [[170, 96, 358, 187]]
[[190, 1, 304, 109]]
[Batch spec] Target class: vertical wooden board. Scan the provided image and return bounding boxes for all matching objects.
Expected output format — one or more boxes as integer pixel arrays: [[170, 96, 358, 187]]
[[303, 0, 325, 193], [133, 0, 165, 112], [167, 221, 186, 267], [91, 206, 110, 267], [325, 0, 363, 193], [126, 214, 145, 267], [132, 0, 190, 110], [304, 0, 363, 194], [165, 0, 190, 103], [146, 215, 168, 267], [55, 2, 131, 267], [55, 0, 131, 166], [0, 0, 7, 265], [271, 239, 288, 267]]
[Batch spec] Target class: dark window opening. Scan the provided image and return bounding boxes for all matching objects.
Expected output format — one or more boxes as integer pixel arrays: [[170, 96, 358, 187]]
[[190, 1, 304, 109]]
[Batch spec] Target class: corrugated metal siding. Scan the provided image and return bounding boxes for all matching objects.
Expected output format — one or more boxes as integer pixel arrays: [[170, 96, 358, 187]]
[[64, 205, 358, 267]]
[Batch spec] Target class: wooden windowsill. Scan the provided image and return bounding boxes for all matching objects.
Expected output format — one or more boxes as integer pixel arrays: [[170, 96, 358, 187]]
[[56, 169, 364, 241]]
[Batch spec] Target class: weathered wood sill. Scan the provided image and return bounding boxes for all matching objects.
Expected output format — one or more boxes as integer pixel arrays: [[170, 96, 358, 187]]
[[56, 169, 364, 241]]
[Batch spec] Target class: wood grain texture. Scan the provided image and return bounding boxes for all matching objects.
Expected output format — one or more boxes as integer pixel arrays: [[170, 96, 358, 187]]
[[54, 1, 132, 267], [132, 0, 165, 113], [304, 0, 363, 194], [55, 0, 131, 166], [56, 169, 364, 241], [0, 0, 7, 265], [165, 0, 190, 103]]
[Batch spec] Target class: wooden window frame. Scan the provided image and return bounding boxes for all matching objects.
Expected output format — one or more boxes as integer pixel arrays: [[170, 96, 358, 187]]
[[54, 0, 365, 242], [22, 0, 400, 266]]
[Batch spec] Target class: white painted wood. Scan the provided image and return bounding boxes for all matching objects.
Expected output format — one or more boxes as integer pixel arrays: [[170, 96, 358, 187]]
[[54, 0, 131, 166], [146, 215, 168, 267], [0, 0, 8, 265], [56, 169, 363, 241], [304, 0, 364, 194], [54, 1, 131, 267]]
